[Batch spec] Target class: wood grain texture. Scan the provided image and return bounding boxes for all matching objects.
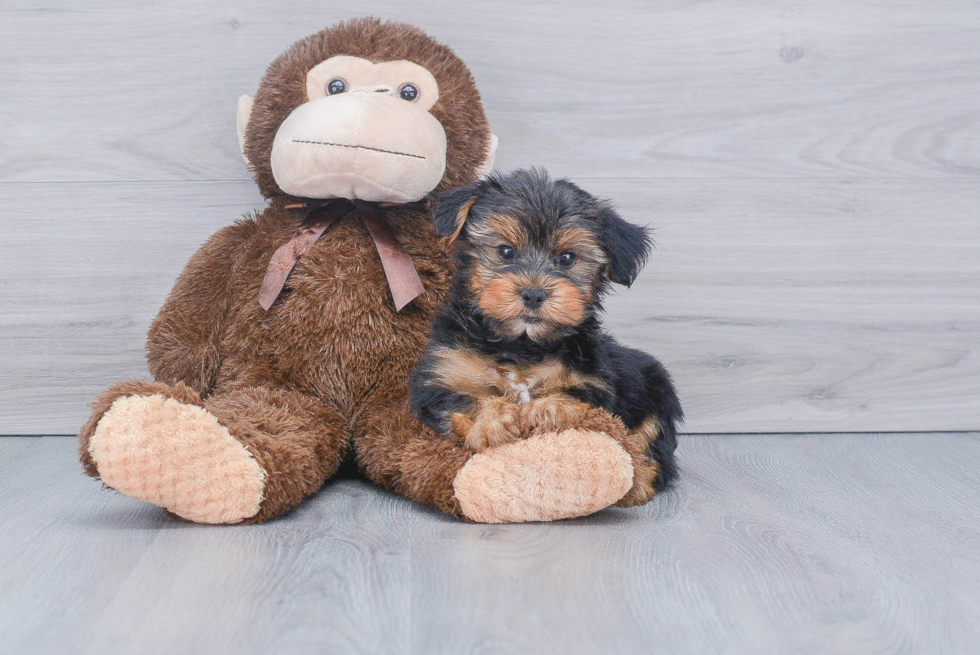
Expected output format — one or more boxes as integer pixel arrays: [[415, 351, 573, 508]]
[[1, 1, 979, 434], [2, 179, 977, 434], [2, 434, 979, 654], [0, 0, 978, 182]]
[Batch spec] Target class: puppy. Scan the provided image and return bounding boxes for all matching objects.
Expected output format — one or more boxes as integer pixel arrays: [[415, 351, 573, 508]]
[[410, 168, 682, 491]]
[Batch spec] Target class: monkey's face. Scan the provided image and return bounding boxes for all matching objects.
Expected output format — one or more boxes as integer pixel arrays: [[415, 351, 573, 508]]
[[270, 56, 447, 203], [239, 19, 496, 204]]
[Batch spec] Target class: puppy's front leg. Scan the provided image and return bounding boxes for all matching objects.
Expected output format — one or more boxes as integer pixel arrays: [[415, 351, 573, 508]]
[[520, 395, 592, 435], [464, 397, 522, 451]]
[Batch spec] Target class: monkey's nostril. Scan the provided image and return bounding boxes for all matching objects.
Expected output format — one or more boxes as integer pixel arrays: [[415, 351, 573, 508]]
[[521, 288, 547, 309]]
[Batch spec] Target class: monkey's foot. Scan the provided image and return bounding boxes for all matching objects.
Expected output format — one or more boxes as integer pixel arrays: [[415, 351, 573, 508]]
[[87, 394, 266, 524], [452, 429, 634, 523]]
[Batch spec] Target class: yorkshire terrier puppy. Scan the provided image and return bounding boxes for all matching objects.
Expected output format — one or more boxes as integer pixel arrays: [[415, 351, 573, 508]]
[[410, 168, 683, 491]]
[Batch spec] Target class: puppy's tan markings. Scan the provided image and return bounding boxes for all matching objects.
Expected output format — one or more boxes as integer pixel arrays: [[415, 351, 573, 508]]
[[616, 456, 660, 508], [441, 194, 479, 247], [477, 270, 593, 342], [479, 273, 527, 326], [431, 349, 616, 448], [466, 397, 522, 451], [536, 278, 588, 327], [525, 358, 613, 397], [635, 415, 660, 442], [429, 346, 504, 397], [449, 412, 474, 441], [552, 227, 605, 263], [519, 395, 591, 435], [615, 417, 662, 507], [469, 213, 528, 249], [489, 214, 528, 249], [468, 263, 492, 295]]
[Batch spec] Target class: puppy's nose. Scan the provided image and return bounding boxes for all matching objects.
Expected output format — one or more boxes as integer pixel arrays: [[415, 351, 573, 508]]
[[521, 287, 547, 309]]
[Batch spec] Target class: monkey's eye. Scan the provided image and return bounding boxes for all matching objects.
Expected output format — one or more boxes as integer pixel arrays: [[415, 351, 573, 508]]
[[327, 79, 347, 95], [497, 244, 517, 262], [398, 84, 419, 102], [555, 251, 577, 268]]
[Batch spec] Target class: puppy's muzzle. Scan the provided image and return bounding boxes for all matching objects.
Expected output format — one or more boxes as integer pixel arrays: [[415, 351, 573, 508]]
[[520, 287, 547, 310]]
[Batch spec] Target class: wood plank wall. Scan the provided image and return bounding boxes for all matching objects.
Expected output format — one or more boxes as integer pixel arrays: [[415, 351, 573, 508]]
[[1, 1, 978, 434]]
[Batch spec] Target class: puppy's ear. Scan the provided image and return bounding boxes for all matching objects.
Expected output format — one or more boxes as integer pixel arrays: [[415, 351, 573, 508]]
[[597, 204, 652, 287], [432, 184, 480, 246]]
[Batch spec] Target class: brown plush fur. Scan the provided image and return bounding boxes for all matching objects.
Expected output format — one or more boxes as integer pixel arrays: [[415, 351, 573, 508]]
[[78, 18, 491, 522]]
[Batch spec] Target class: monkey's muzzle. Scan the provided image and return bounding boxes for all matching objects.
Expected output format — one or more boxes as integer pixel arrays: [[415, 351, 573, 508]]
[[270, 93, 447, 203]]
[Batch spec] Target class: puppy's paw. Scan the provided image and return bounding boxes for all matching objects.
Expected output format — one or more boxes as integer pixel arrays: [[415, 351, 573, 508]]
[[520, 396, 591, 436], [465, 400, 522, 451], [449, 412, 475, 442]]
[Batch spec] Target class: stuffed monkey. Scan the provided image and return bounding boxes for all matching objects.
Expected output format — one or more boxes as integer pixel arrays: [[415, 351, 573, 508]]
[[78, 17, 656, 524]]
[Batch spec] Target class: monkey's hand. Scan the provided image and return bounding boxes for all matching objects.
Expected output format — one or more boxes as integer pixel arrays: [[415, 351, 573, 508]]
[[464, 398, 522, 452], [520, 395, 592, 436]]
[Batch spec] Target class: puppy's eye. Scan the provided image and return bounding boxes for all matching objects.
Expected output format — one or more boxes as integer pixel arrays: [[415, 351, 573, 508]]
[[398, 84, 419, 101], [555, 251, 577, 268], [497, 244, 517, 262], [327, 79, 347, 95]]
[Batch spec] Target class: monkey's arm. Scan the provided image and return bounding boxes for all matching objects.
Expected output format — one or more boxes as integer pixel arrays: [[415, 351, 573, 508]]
[[146, 220, 255, 395]]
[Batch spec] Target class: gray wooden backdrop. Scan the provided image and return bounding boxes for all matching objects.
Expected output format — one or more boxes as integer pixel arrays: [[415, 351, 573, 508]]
[[1, 0, 978, 435]]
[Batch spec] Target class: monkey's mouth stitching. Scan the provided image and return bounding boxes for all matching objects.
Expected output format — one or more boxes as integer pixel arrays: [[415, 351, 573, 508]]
[[292, 139, 425, 160]]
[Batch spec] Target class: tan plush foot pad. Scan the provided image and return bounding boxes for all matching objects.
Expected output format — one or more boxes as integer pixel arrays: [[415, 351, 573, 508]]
[[88, 394, 266, 524], [453, 429, 634, 523]]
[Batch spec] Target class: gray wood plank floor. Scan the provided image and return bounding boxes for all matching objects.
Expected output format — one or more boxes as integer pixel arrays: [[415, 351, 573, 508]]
[[3, 434, 979, 654]]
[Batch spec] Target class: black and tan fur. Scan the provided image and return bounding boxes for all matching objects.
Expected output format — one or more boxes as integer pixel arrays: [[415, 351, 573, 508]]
[[411, 168, 683, 493]]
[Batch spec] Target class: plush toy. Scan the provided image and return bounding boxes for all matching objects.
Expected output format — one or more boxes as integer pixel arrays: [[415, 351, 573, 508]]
[[78, 17, 661, 524]]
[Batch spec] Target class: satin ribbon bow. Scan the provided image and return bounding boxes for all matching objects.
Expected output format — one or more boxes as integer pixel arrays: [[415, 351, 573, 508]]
[[258, 199, 426, 312]]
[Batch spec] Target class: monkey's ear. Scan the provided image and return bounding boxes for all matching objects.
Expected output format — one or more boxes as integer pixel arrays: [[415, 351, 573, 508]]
[[432, 184, 480, 245], [236, 95, 254, 165], [473, 134, 499, 179], [597, 204, 652, 287]]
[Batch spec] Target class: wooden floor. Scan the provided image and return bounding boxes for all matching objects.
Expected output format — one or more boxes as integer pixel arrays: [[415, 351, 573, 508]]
[[2, 434, 979, 654]]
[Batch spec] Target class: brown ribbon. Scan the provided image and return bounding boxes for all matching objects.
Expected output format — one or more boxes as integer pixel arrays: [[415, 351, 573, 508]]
[[257, 200, 425, 312], [354, 201, 426, 311]]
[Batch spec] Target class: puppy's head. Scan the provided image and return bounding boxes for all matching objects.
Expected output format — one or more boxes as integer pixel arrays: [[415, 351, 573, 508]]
[[433, 168, 651, 343]]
